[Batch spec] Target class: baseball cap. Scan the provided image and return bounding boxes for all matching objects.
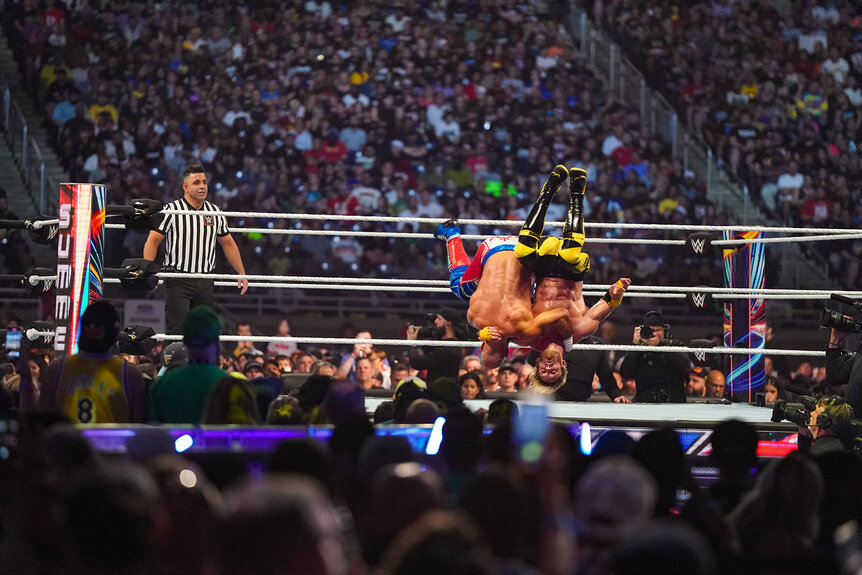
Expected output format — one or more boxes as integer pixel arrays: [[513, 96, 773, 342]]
[[243, 359, 264, 375], [162, 342, 188, 370], [499, 362, 517, 374], [641, 310, 666, 327], [438, 307, 463, 324], [183, 306, 223, 347]]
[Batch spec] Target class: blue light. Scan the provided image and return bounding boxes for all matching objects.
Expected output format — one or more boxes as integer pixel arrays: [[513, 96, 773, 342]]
[[579, 422, 592, 455], [175, 434, 194, 453], [425, 417, 445, 455]]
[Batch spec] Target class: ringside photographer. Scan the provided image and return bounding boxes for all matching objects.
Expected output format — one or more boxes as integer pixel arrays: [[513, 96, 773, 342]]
[[405, 307, 465, 384], [823, 294, 862, 418], [772, 394, 854, 455], [619, 310, 690, 403]]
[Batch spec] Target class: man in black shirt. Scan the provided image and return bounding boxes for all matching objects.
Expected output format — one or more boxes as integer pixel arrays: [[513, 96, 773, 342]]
[[406, 307, 464, 384], [620, 311, 690, 403]]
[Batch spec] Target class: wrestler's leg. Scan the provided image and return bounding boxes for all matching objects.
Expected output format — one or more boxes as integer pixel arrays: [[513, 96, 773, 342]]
[[558, 167, 590, 273], [515, 165, 568, 260], [436, 218, 475, 300]]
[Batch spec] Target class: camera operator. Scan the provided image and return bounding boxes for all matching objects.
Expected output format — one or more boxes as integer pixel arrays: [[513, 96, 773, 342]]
[[406, 307, 464, 384], [778, 395, 855, 455], [823, 297, 862, 418], [619, 311, 690, 403]]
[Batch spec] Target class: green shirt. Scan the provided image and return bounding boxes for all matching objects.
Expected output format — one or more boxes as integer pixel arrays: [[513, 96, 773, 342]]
[[148, 363, 228, 424]]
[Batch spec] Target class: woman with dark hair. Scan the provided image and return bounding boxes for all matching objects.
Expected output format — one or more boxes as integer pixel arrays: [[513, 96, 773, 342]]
[[459, 370, 486, 400], [763, 375, 786, 404], [200, 376, 261, 424]]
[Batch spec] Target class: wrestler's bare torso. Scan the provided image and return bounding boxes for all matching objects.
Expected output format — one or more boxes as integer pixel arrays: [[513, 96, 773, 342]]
[[533, 278, 596, 341], [466, 250, 535, 340]]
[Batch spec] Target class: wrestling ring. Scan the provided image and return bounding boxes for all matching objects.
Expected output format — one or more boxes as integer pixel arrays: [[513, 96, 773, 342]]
[[4, 191, 859, 458]]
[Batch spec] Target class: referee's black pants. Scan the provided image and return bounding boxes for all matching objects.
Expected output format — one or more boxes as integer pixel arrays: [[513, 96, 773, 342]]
[[165, 277, 215, 334]]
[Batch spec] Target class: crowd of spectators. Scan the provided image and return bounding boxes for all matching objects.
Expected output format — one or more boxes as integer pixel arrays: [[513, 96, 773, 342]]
[[1, 0, 729, 291], [1, 301, 859, 575], [591, 0, 862, 288]]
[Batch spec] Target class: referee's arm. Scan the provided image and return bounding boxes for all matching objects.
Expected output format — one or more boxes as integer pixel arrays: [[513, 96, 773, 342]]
[[143, 230, 164, 260], [219, 233, 249, 294]]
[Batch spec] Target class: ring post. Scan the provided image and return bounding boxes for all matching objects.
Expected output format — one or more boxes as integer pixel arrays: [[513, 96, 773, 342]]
[[54, 184, 106, 355], [723, 230, 766, 402]]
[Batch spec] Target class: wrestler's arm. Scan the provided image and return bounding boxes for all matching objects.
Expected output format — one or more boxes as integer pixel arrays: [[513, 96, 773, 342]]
[[479, 339, 508, 369], [516, 308, 570, 338], [584, 278, 631, 322]]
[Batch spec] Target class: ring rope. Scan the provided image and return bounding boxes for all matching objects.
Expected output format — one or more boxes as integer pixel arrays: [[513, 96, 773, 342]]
[[22, 327, 824, 356], [33, 273, 862, 299], [713, 232, 862, 246], [32, 329, 823, 357], [155, 210, 862, 236], [102, 223, 688, 244]]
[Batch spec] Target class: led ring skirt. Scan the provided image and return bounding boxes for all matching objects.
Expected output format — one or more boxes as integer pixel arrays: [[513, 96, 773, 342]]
[[16, 183, 862, 459]]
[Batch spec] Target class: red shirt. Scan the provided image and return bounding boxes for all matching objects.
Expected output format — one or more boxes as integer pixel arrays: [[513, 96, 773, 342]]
[[326, 195, 359, 216]]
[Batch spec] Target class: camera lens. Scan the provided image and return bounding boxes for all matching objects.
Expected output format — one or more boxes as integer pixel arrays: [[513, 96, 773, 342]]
[[641, 325, 654, 339], [820, 309, 859, 333]]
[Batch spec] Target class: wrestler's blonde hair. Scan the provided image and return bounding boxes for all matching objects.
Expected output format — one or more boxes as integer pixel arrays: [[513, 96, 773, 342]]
[[526, 365, 568, 394]]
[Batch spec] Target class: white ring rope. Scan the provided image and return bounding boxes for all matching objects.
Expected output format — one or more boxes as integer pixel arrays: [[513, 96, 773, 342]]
[[35, 329, 823, 357], [713, 232, 862, 246], [154, 209, 862, 236], [102, 223, 688, 244], [29, 273, 862, 300]]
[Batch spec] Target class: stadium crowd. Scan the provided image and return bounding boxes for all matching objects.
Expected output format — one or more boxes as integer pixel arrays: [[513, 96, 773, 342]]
[[1, 0, 726, 289], [0, 301, 856, 575], [591, 0, 862, 288]]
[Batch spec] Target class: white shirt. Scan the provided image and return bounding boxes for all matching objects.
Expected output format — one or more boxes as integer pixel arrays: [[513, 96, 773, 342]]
[[822, 57, 849, 84], [223, 110, 252, 127], [777, 172, 804, 191], [602, 133, 623, 156]]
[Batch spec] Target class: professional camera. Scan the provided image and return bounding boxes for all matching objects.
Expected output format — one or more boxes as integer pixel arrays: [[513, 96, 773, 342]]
[[821, 294, 862, 333], [409, 313, 439, 339], [771, 399, 813, 427]]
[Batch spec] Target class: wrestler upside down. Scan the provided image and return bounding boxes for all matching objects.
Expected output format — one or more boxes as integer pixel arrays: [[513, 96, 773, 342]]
[[436, 165, 631, 394]]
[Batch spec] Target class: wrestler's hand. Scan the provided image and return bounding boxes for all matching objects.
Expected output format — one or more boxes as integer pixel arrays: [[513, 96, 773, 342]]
[[609, 278, 631, 300], [237, 278, 249, 295], [478, 326, 502, 342], [613, 396, 632, 403]]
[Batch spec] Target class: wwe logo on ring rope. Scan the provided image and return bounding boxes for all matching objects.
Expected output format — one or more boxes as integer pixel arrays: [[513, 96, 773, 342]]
[[691, 293, 707, 308], [693, 351, 707, 363], [690, 238, 707, 254]]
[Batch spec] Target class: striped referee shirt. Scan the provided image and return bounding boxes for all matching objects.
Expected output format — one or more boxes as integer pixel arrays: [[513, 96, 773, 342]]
[[155, 198, 230, 273]]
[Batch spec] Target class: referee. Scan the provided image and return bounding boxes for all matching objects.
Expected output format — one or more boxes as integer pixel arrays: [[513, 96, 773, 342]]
[[143, 164, 249, 334]]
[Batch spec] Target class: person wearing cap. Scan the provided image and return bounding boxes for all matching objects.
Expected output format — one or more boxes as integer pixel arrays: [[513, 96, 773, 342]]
[[243, 360, 264, 379], [620, 311, 690, 403], [686, 367, 707, 398], [158, 342, 188, 377], [497, 362, 519, 393], [148, 306, 230, 423], [39, 301, 147, 423], [405, 307, 464, 385]]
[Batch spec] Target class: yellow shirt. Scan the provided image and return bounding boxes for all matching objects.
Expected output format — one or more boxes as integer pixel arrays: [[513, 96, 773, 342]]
[[53, 354, 130, 423]]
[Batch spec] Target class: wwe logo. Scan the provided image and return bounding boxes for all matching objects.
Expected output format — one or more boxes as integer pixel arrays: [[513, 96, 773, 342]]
[[690, 238, 707, 254], [691, 293, 707, 308], [694, 351, 707, 363]]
